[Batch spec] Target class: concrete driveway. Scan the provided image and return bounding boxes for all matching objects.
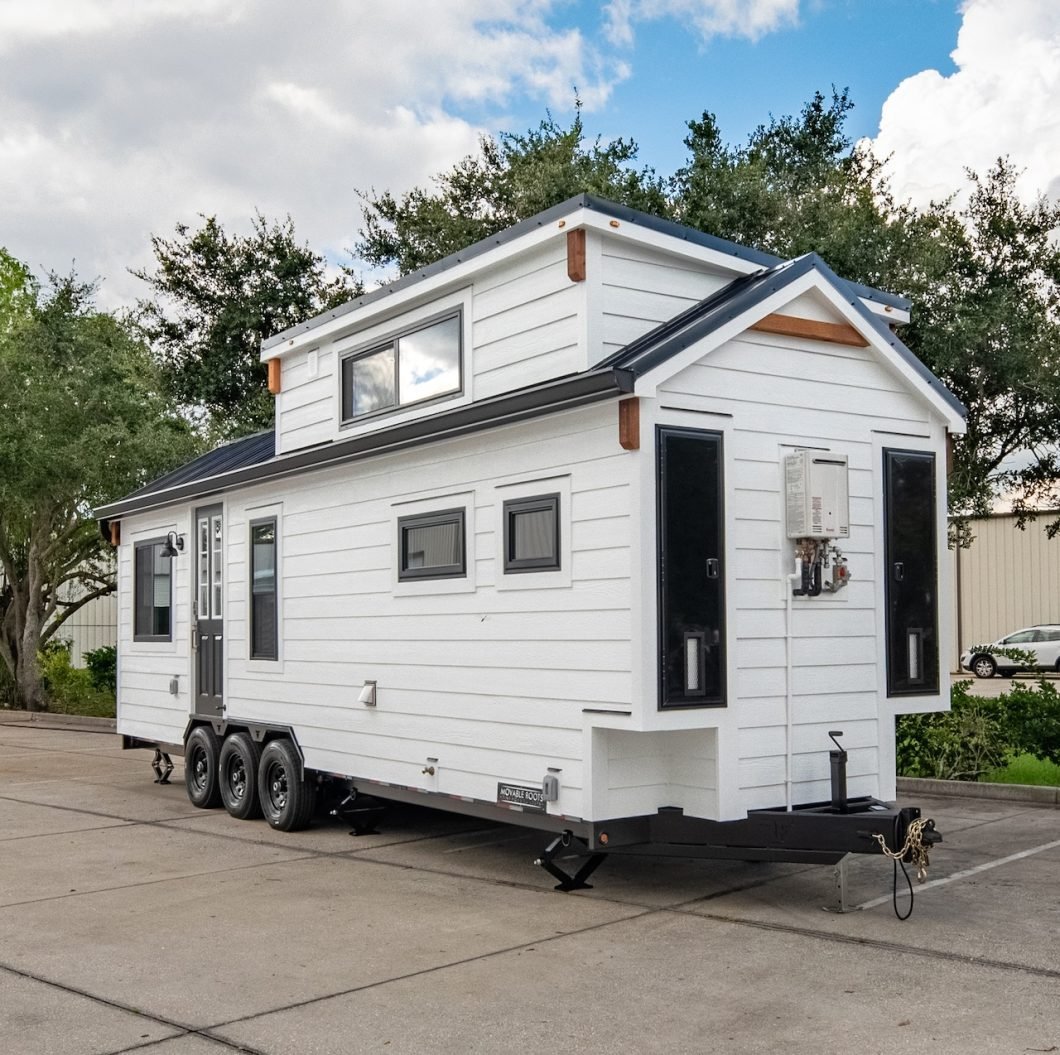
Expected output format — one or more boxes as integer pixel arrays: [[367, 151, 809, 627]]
[[1, 718, 1058, 1055]]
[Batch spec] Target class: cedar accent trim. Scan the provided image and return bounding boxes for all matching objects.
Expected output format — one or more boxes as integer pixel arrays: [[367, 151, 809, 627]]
[[619, 397, 640, 450], [267, 358, 282, 394], [750, 313, 868, 347], [109, 521, 120, 547], [567, 228, 586, 282]]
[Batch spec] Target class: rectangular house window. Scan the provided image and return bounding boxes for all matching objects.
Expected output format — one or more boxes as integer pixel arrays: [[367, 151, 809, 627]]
[[250, 518, 278, 660], [341, 312, 461, 423], [134, 540, 172, 641], [398, 508, 465, 581], [503, 494, 560, 573]]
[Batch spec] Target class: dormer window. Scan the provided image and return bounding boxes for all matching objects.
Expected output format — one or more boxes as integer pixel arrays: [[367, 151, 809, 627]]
[[340, 311, 462, 423]]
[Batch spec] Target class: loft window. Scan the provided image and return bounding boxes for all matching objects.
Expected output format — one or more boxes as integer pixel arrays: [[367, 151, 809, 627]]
[[341, 312, 461, 422], [134, 540, 172, 641], [503, 494, 560, 573], [250, 518, 278, 660], [398, 508, 465, 581]]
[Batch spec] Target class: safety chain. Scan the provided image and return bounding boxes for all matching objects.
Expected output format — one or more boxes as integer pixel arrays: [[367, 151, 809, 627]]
[[872, 817, 933, 883]]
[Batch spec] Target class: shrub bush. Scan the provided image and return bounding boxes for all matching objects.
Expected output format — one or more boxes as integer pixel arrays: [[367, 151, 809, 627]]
[[897, 677, 1060, 781], [84, 645, 117, 694], [39, 643, 116, 718]]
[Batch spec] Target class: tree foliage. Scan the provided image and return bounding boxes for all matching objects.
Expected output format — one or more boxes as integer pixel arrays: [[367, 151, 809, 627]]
[[357, 103, 668, 276], [134, 213, 362, 439], [0, 256, 197, 710]]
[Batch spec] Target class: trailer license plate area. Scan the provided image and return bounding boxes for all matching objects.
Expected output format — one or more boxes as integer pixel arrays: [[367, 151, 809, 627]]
[[497, 783, 546, 813]]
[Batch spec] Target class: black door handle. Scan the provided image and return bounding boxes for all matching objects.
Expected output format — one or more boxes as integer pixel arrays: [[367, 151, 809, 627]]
[[706, 558, 720, 579], [893, 562, 904, 582]]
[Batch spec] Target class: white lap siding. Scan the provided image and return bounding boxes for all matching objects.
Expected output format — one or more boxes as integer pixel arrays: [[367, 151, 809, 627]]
[[655, 328, 948, 813], [224, 401, 633, 820], [116, 511, 193, 745]]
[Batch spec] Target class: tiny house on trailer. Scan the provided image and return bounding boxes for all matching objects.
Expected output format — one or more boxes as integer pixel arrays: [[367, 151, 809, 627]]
[[98, 196, 960, 891]]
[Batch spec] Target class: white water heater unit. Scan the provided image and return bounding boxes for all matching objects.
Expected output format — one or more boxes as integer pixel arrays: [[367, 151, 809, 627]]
[[785, 450, 850, 540]]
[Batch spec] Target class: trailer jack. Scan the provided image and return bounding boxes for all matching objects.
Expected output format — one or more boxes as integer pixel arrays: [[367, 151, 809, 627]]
[[535, 831, 607, 891], [151, 749, 173, 785]]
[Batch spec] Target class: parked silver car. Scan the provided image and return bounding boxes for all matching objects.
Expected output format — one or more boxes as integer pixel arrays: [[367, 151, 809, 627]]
[[960, 624, 1060, 678]]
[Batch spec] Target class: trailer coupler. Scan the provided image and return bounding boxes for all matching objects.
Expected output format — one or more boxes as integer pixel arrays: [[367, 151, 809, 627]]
[[535, 831, 607, 891]]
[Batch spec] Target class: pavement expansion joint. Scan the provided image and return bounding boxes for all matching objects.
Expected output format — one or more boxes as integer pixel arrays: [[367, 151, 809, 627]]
[[684, 909, 1060, 982]]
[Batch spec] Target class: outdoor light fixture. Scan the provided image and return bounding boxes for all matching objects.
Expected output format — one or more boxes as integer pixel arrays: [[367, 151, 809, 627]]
[[162, 531, 185, 558]]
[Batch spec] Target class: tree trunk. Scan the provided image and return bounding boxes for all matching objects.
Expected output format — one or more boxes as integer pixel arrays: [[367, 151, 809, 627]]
[[16, 539, 46, 711]]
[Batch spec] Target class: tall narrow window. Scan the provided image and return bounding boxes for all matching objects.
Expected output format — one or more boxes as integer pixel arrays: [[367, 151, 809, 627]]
[[884, 449, 939, 695], [250, 518, 278, 660], [134, 540, 172, 641], [503, 494, 560, 573], [657, 427, 725, 708], [398, 509, 465, 580]]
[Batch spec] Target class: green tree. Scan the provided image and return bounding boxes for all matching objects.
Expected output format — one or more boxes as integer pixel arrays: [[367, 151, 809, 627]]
[[0, 261, 197, 711], [134, 213, 361, 439], [357, 103, 669, 276]]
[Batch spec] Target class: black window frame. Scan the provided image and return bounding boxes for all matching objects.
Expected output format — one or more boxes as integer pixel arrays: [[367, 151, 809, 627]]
[[397, 508, 466, 581], [249, 516, 278, 661], [133, 538, 173, 643], [503, 493, 561, 573], [340, 309, 463, 426]]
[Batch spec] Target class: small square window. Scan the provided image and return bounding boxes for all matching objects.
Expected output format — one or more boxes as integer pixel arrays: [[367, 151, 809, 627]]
[[134, 540, 172, 641], [504, 494, 560, 573], [398, 508, 465, 580]]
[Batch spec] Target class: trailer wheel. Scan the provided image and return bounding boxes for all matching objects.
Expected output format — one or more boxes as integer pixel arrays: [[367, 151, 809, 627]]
[[219, 732, 263, 820], [258, 738, 315, 832], [184, 725, 222, 809]]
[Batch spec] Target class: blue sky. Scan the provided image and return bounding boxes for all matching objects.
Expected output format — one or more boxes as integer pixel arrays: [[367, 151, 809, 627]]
[[1, 1, 1056, 305]]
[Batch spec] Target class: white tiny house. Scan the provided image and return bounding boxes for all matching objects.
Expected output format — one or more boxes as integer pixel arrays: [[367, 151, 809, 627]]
[[98, 197, 960, 884]]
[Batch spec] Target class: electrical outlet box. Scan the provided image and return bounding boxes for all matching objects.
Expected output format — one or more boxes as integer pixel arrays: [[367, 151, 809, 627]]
[[785, 450, 850, 539]]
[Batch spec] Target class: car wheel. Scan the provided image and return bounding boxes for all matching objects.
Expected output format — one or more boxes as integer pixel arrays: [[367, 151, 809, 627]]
[[258, 738, 316, 832], [971, 654, 996, 679], [185, 725, 222, 809], [219, 732, 263, 820]]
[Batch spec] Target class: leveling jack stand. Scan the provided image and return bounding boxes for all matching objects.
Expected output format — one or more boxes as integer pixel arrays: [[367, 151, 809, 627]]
[[151, 749, 173, 785], [829, 853, 853, 913], [535, 833, 607, 891]]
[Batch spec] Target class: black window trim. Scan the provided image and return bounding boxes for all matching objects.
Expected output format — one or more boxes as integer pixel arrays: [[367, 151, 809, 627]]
[[503, 493, 561, 573], [397, 507, 466, 581], [339, 308, 464, 427], [133, 537, 173, 643], [249, 515, 278, 661]]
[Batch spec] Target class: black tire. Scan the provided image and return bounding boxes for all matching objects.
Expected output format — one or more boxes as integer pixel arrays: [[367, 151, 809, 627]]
[[219, 732, 263, 820], [257, 738, 315, 832], [971, 654, 996, 679], [185, 725, 222, 809]]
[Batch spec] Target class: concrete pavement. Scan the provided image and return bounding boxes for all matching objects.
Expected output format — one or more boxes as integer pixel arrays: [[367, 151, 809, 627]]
[[1, 722, 1058, 1055]]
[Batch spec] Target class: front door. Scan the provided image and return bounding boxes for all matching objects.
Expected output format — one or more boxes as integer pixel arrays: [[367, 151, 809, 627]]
[[195, 504, 224, 717], [657, 427, 725, 708]]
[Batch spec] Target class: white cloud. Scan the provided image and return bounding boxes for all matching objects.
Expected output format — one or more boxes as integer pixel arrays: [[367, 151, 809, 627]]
[[871, 0, 1060, 208], [0, 1, 628, 307], [603, 0, 799, 46]]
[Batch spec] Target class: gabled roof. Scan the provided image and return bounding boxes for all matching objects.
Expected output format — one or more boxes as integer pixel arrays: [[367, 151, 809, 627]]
[[602, 252, 966, 419], [262, 195, 911, 352]]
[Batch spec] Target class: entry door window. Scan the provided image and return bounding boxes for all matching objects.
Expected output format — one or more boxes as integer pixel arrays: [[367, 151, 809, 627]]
[[198, 513, 223, 618], [884, 449, 939, 695], [658, 427, 725, 708]]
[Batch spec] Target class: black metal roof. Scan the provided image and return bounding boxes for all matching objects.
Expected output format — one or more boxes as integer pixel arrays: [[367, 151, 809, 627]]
[[262, 195, 910, 352], [112, 431, 275, 506]]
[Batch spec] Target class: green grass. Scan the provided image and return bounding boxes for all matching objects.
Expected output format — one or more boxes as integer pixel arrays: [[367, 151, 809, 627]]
[[983, 753, 1060, 787]]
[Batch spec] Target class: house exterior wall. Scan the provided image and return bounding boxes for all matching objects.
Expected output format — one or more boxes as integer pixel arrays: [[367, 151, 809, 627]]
[[641, 325, 952, 816]]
